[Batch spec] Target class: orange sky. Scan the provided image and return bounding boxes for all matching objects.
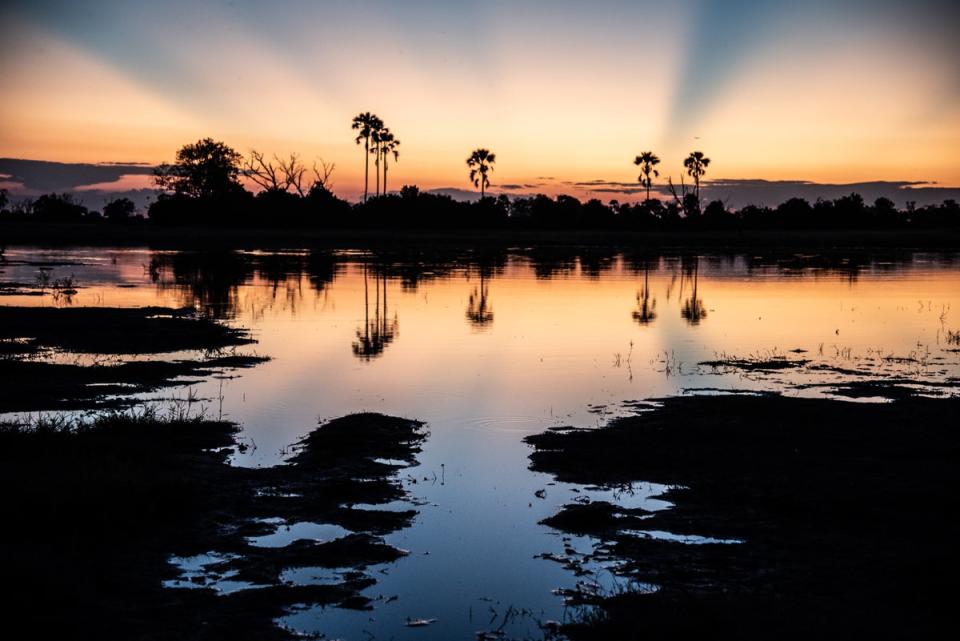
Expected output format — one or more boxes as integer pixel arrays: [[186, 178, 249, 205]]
[[1, 1, 958, 200]]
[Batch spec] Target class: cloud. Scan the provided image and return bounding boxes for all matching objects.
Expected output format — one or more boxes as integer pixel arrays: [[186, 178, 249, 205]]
[[499, 183, 541, 190], [572, 180, 641, 188], [567, 177, 960, 207], [0, 158, 155, 193], [700, 179, 960, 208], [425, 187, 483, 202]]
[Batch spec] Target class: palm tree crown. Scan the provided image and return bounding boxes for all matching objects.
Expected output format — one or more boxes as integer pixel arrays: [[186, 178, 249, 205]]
[[467, 148, 496, 199], [633, 151, 661, 203]]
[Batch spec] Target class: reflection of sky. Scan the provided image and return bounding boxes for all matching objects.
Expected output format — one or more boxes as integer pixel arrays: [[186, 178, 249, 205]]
[[1, 1, 958, 195], [3, 247, 960, 639]]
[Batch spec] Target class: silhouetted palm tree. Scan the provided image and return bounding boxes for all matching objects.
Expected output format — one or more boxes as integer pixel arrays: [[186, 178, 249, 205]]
[[370, 126, 387, 197], [633, 152, 660, 203], [683, 151, 710, 202], [467, 148, 496, 199], [352, 113, 383, 202], [380, 131, 400, 195]]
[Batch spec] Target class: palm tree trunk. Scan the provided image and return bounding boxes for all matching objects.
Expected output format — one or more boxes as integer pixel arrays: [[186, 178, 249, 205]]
[[383, 155, 389, 195], [363, 137, 369, 202], [481, 169, 485, 199], [646, 173, 651, 202], [375, 145, 381, 196]]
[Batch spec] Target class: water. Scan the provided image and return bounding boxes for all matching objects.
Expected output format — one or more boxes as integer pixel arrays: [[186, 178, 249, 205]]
[[3, 246, 959, 639]]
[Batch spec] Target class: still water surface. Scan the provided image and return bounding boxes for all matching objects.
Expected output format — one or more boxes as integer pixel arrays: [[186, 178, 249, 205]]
[[4, 247, 959, 639]]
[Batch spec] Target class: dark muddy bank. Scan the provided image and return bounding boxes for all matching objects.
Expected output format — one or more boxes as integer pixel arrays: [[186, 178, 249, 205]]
[[0, 305, 254, 354], [0, 354, 267, 413], [0, 411, 426, 640], [526, 393, 960, 641], [0, 305, 266, 412]]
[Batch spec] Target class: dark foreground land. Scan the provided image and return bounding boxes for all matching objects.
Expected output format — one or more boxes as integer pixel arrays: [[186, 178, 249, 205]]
[[4, 221, 960, 250], [0, 411, 426, 640], [0, 306, 267, 412], [0, 302, 430, 639], [526, 393, 960, 641]]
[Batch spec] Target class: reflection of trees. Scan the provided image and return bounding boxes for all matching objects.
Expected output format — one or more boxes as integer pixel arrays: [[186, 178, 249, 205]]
[[578, 249, 616, 279], [150, 250, 343, 319], [632, 262, 657, 325], [149, 251, 251, 319], [352, 263, 398, 361], [526, 247, 577, 280], [680, 256, 707, 325], [306, 250, 340, 293], [465, 269, 494, 329]]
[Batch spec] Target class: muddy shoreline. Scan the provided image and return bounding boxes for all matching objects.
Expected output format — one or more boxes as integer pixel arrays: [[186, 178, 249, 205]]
[[0, 306, 270, 413], [526, 393, 960, 640], [1, 302, 433, 639], [1, 411, 427, 640]]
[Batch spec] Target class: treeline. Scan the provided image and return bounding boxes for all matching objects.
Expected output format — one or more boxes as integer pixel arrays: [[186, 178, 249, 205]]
[[0, 136, 957, 231], [3, 184, 958, 231]]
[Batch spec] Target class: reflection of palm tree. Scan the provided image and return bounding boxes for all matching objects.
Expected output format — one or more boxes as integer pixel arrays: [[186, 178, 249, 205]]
[[680, 257, 707, 325], [465, 269, 494, 328], [633, 152, 660, 203], [353, 263, 399, 360], [632, 263, 657, 325], [467, 148, 496, 199]]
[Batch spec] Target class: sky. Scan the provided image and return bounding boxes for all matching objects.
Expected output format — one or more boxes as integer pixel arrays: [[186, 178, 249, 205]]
[[1, 0, 959, 201]]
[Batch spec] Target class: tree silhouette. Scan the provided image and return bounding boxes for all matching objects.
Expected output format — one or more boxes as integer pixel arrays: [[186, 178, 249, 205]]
[[352, 113, 383, 202], [467, 148, 496, 199], [154, 138, 243, 199], [633, 152, 661, 203], [683, 151, 710, 203], [370, 129, 381, 197], [380, 131, 400, 195], [244, 151, 308, 195], [103, 197, 136, 222]]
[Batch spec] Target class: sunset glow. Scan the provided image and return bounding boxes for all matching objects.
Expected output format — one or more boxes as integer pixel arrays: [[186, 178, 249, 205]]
[[2, 0, 958, 200]]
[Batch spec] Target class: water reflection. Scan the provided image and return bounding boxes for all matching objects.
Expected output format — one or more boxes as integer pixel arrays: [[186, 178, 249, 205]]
[[632, 261, 657, 325], [680, 256, 708, 326], [466, 269, 494, 329], [4, 245, 960, 641], [139, 249, 960, 327], [352, 263, 398, 360], [149, 251, 250, 318]]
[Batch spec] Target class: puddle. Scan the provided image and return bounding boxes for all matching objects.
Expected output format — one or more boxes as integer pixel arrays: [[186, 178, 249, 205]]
[[246, 522, 352, 548], [164, 552, 263, 594]]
